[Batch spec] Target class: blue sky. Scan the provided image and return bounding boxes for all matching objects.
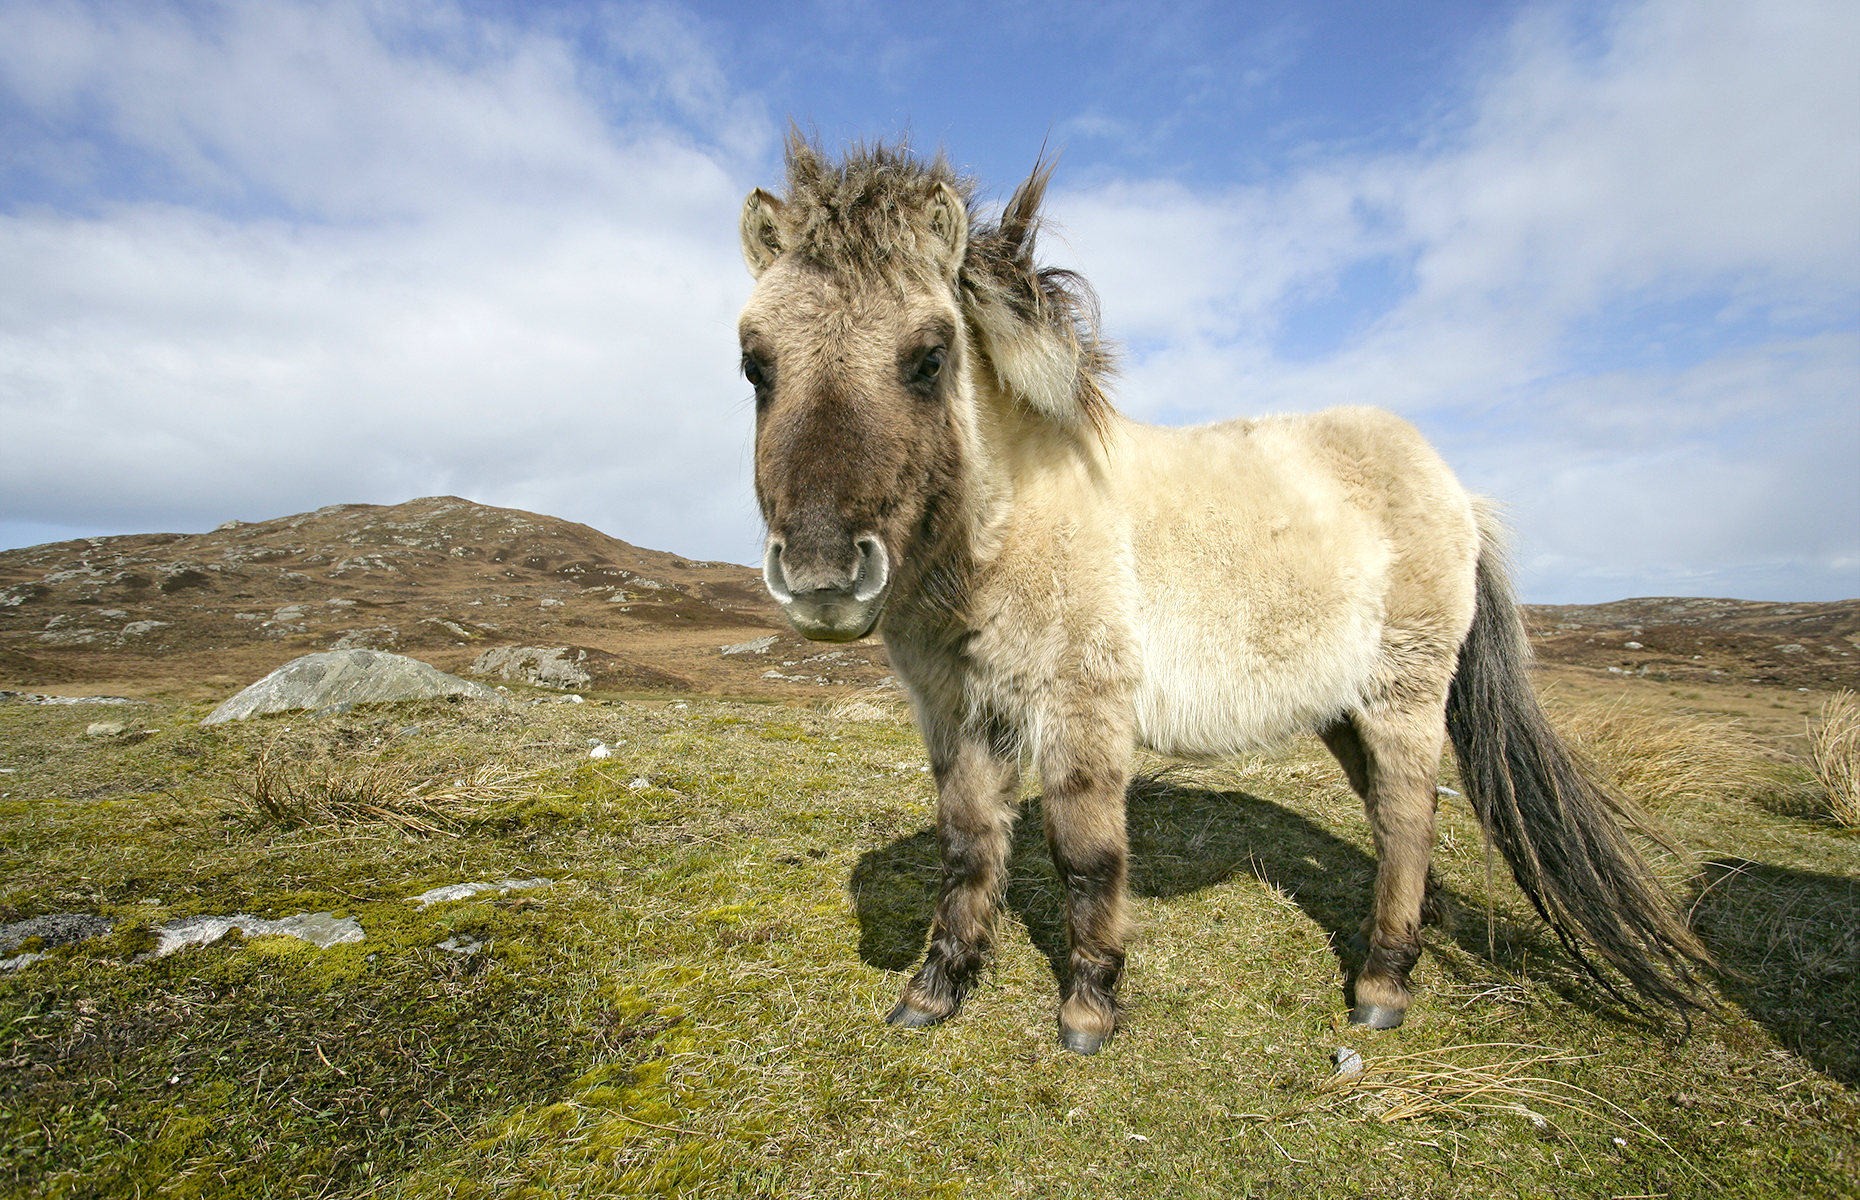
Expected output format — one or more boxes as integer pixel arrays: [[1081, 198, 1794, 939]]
[[0, 0, 1854, 603]]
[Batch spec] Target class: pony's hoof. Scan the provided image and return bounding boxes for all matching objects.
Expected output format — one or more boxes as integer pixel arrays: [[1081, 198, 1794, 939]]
[[1059, 1026, 1109, 1055], [1349, 1003, 1406, 1030], [885, 1000, 948, 1029]]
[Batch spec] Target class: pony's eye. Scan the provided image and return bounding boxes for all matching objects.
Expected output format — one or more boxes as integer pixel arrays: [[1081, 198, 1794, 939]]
[[917, 347, 946, 382], [742, 356, 768, 389]]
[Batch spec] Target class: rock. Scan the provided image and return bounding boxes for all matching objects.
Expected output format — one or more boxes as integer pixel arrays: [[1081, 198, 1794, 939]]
[[470, 646, 592, 690], [85, 721, 128, 737], [329, 627, 398, 650], [721, 635, 778, 656], [412, 877, 553, 908], [2, 911, 116, 969], [0, 692, 145, 706], [201, 649, 508, 724], [0, 913, 114, 955], [151, 911, 363, 957], [37, 628, 100, 645]]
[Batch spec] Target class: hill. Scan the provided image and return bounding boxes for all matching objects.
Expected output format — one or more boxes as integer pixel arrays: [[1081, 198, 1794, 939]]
[[0, 497, 890, 703], [1525, 596, 1859, 692], [1, 497, 1853, 711]]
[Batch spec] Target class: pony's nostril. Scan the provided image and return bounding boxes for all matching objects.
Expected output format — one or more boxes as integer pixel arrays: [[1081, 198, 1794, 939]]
[[762, 541, 793, 604], [852, 537, 889, 602]]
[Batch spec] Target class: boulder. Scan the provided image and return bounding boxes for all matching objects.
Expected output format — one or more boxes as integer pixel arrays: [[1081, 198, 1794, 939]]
[[469, 644, 692, 693], [202, 649, 507, 724], [471, 645, 592, 689]]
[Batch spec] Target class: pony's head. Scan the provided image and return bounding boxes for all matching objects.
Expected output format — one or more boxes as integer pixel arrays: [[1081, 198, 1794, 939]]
[[737, 136, 1113, 640]]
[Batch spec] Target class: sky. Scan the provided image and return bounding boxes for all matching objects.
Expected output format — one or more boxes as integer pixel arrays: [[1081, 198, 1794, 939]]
[[0, 0, 1854, 604]]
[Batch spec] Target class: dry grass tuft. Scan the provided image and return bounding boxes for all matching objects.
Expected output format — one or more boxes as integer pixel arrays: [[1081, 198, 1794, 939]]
[[1316, 1042, 1670, 1148], [235, 741, 545, 836], [826, 685, 910, 723], [1543, 693, 1772, 809], [1809, 690, 1860, 827]]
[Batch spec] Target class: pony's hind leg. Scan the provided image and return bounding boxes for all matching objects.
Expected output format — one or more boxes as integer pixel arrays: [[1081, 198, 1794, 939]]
[[1321, 705, 1447, 1029], [888, 724, 1020, 1029]]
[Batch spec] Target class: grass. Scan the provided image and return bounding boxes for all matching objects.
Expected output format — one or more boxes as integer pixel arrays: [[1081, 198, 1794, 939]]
[[0, 690, 1856, 1198], [1315, 1041, 1646, 1131], [1541, 692, 1776, 811], [1810, 691, 1860, 827], [234, 735, 555, 837]]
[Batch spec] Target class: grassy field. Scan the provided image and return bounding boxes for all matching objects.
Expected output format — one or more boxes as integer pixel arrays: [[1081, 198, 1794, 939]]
[[1, 685, 1855, 1198]]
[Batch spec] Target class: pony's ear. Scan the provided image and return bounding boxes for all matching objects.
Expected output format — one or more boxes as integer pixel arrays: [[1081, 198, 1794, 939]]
[[924, 181, 968, 277], [1000, 159, 1055, 265], [740, 189, 785, 277]]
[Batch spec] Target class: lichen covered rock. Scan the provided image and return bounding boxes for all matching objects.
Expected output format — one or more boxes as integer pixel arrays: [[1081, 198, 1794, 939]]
[[202, 649, 507, 724]]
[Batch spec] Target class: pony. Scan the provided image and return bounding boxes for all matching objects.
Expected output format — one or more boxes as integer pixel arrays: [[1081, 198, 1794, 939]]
[[735, 136, 1711, 1054]]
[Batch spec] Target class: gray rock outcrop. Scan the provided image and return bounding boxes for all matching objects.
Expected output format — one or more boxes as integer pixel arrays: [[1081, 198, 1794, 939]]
[[1, 913, 114, 953], [151, 912, 364, 956], [202, 649, 507, 724], [412, 877, 554, 907], [0, 913, 114, 970], [470, 646, 592, 690]]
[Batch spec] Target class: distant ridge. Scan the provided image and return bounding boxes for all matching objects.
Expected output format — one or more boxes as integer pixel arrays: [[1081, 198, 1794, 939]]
[[0, 497, 1852, 701], [0, 497, 894, 702], [1523, 596, 1858, 692]]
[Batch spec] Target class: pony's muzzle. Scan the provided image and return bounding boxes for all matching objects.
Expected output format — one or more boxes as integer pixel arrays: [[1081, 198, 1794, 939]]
[[763, 535, 888, 641]]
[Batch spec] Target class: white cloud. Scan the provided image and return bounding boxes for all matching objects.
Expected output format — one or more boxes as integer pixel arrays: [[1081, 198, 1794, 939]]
[[0, 0, 771, 562], [0, 0, 1853, 605], [1048, 0, 1858, 600]]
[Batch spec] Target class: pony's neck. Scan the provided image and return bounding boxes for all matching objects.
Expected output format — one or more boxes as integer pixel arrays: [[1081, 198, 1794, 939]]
[[880, 325, 1119, 640]]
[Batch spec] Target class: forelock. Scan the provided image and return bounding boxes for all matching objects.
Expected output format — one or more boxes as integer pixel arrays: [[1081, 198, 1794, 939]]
[[778, 134, 975, 282]]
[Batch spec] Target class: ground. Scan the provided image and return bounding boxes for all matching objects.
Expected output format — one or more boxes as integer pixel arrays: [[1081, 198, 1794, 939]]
[[1, 677, 1856, 1198]]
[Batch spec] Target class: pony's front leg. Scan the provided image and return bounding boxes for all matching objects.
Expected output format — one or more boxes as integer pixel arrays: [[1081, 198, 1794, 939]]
[[888, 729, 1021, 1029], [1041, 733, 1132, 1055]]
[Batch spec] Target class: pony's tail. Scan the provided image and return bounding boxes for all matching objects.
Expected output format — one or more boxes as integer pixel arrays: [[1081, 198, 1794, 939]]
[[1446, 510, 1713, 1019]]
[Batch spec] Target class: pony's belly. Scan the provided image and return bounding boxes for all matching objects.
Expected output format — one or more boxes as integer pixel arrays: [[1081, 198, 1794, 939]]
[[1131, 605, 1383, 758]]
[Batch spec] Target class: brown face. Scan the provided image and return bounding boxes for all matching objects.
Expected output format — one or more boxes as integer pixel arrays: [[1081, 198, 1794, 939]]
[[739, 258, 966, 641]]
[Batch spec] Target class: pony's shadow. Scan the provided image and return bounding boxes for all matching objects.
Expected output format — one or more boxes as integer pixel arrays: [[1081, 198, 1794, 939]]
[[850, 778, 1860, 1077], [849, 775, 1530, 1006], [1690, 857, 1860, 1085]]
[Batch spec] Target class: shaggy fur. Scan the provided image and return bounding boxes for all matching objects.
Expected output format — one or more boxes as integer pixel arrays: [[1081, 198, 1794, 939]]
[[737, 137, 1712, 1052]]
